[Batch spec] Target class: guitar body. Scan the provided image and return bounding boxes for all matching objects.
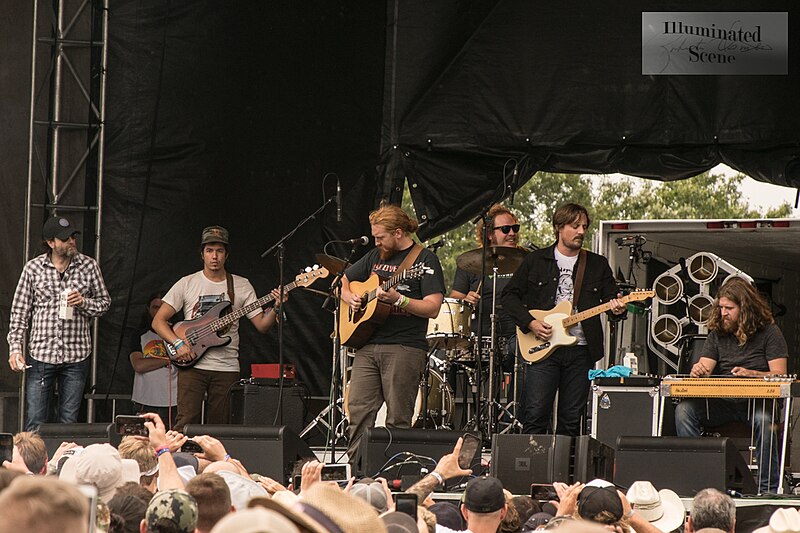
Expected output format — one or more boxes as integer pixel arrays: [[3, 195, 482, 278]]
[[517, 300, 577, 363], [340, 274, 393, 349], [171, 301, 233, 368]]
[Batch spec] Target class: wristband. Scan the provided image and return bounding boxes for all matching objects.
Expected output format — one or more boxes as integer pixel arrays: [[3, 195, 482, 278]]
[[224, 453, 232, 461], [399, 295, 411, 309], [155, 446, 171, 458], [430, 471, 444, 486], [173, 339, 185, 349], [393, 294, 404, 307]]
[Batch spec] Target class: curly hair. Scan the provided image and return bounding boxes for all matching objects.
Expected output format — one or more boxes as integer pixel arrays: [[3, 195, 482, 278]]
[[708, 277, 773, 346], [369, 200, 419, 234], [475, 204, 518, 245]]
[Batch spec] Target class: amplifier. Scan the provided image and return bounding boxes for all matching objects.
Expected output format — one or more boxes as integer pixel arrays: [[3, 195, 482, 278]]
[[230, 383, 306, 436], [251, 363, 295, 380], [590, 377, 660, 448]]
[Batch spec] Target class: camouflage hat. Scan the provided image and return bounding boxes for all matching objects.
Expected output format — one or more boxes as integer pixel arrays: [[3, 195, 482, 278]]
[[201, 225, 230, 245], [146, 489, 198, 533]]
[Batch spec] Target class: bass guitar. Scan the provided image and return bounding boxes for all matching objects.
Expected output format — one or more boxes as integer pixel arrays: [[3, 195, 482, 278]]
[[167, 266, 329, 367], [340, 262, 433, 349], [517, 289, 654, 362]]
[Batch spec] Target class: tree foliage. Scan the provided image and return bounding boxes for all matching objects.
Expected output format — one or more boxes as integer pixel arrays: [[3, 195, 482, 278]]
[[406, 171, 792, 290]]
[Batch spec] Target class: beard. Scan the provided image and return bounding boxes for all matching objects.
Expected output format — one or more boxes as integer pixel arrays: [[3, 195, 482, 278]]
[[720, 317, 738, 334], [378, 246, 396, 261]]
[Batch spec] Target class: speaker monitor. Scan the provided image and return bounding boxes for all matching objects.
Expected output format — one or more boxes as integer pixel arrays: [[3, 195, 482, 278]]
[[358, 428, 479, 486], [573, 435, 614, 483], [491, 434, 572, 494], [614, 436, 757, 496], [183, 424, 315, 485], [38, 423, 113, 457], [230, 383, 306, 436]]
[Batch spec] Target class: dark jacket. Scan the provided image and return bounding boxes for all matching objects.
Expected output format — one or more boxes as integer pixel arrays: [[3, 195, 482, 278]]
[[501, 243, 621, 362]]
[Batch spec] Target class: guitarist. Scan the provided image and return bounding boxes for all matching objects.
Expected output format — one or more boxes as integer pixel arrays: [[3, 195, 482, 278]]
[[501, 203, 626, 436], [152, 225, 286, 431], [340, 202, 445, 468]]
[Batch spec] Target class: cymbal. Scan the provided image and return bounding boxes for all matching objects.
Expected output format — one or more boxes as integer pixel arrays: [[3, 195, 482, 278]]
[[314, 253, 349, 275], [456, 246, 527, 276]]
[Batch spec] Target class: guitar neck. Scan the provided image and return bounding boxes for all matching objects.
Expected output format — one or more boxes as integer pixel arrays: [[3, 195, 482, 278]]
[[563, 296, 630, 327], [365, 269, 411, 302], [211, 280, 298, 331]]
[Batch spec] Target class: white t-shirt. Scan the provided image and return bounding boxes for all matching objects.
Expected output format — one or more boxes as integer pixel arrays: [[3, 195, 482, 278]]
[[132, 330, 178, 406], [163, 271, 262, 372], [554, 247, 586, 345]]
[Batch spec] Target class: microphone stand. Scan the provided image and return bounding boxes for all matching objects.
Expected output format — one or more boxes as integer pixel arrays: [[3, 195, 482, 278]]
[[261, 195, 335, 430]]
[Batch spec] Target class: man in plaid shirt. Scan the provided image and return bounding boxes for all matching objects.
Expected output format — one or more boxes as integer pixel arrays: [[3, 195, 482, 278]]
[[7, 216, 111, 430]]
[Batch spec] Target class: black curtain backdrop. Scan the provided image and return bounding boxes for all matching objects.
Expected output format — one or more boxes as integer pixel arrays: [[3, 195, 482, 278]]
[[380, 0, 800, 240]]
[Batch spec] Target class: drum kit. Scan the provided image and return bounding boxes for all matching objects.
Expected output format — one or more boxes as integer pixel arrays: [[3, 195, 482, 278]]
[[300, 243, 528, 445]]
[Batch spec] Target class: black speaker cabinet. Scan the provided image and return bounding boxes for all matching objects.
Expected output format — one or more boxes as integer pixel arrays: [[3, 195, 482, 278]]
[[230, 383, 306, 436], [183, 424, 316, 485], [614, 436, 757, 496], [491, 434, 572, 494], [573, 435, 614, 483], [358, 428, 480, 486], [38, 423, 112, 456]]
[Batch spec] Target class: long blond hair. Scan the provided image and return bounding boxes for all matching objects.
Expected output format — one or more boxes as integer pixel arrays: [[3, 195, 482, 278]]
[[368, 200, 419, 234]]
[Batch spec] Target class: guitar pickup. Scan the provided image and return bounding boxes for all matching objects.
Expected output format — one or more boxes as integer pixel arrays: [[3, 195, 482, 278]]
[[529, 342, 550, 354]]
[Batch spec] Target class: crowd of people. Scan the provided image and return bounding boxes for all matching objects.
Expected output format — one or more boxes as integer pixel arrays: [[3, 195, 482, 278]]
[[1, 424, 796, 533]]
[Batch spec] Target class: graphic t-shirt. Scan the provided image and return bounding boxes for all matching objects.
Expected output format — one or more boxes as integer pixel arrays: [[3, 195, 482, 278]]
[[554, 247, 586, 345], [451, 267, 516, 338], [345, 245, 445, 351], [163, 271, 261, 372], [130, 329, 178, 407]]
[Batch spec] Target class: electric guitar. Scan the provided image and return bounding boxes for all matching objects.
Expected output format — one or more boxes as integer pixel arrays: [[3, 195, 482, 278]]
[[166, 266, 329, 367], [517, 289, 654, 362], [340, 262, 433, 349]]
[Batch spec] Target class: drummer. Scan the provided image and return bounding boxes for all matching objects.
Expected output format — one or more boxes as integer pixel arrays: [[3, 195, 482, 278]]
[[450, 204, 522, 369]]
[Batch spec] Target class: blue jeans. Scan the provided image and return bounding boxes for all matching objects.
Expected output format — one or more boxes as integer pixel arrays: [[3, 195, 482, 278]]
[[675, 398, 781, 494], [521, 345, 591, 436], [25, 357, 90, 431]]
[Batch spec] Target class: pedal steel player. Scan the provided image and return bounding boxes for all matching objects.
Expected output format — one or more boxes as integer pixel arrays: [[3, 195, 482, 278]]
[[340, 202, 445, 469]]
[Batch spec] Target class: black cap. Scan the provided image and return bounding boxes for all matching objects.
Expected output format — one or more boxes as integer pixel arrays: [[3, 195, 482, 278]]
[[578, 486, 623, 523], [43, 216, 80, 241], [463, 476, 505, 513]]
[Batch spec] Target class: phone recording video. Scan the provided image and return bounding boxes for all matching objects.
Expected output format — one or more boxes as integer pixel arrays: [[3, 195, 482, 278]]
[[181, 440, 203, 454], [0, 433, 13, 463], [531, 483, 558, 501], [114, 415, 149, 436], [394, 492, 418, 521], [320, 463, 351, 482], [458, 433, 482, 470]]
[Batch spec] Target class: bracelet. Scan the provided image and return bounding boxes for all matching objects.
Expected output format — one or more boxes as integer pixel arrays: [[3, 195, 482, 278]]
[[393, 294, 404, 307], [430, 471, 444, 486], [155, 445, 171, 458], [399, 295, 411, 309], [173, 339, 184, 349], [224, 453, 232, 461]]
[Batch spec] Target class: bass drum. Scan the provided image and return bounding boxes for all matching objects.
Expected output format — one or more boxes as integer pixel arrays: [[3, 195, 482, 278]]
[[343, 369, 453, 429]]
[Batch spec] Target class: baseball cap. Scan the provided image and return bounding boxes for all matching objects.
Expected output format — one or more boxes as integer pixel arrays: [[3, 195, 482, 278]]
[[43, 216, 80, 241], [349, 479, 389, 513], [578, 480, 623, 524], [382, 511, 419, 533], [210, 508, 299, 533], [59, 443, 141, 503], [463, 476, 506, 513], [146, 489, 198, 533], [201, 225, 230, 245]]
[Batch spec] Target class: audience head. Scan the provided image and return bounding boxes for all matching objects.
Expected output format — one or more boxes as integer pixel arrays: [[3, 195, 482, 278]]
[[754, 508, 800, 533], [348, 478, 389, 513], [0, 476, 89, 533], [143, 489, 198, 533], [689, 488, 736, 533], [118, 437, 158, 490], [462, 476, 508, 532], [186, 473, 233, 532], [429, 501, 465, 531], [60, 443, 141, 503], [108, 493, 149, 533], [12, 431, 48, 474], [210, 507, 299, 533], [577, 480, 625, 529]]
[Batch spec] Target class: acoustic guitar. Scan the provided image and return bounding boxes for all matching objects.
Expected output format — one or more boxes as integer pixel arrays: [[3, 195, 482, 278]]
[[166, 266, 328, 367], [517, 289, 654, 362], [340, 262, 433, 349]]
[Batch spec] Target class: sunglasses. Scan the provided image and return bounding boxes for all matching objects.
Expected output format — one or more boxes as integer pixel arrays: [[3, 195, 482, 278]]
[[493, 224, 520, 234]]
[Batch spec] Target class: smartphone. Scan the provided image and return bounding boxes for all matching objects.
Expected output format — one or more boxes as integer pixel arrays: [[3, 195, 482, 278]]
[[320, 463, 351, 482], [394, 493, 418, 521], [0, 433, 13, 463], [114, 415, 149, 436], [458, 433, 482, 470], [531, 483, 558, 501], [182, 440, 203, 454], [78, 484, 98, 533]]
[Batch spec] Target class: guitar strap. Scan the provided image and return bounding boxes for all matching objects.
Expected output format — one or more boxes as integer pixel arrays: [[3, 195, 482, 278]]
[[397, 243, 424, 274], [226, 272, 235, 306], [572, 249, 587, 311]]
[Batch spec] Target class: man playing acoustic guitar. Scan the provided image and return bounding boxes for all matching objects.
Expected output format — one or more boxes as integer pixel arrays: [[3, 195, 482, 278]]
[[340, 202, 445, 469], [152, 225, 286, 431], [502, 203, 625, 436]]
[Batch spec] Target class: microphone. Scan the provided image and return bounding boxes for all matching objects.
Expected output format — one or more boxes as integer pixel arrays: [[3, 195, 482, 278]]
[[428, 238, 445, 251], [510, 163, 518, 205], [343, 236, 369, 246], [336, 177, 342, 223]]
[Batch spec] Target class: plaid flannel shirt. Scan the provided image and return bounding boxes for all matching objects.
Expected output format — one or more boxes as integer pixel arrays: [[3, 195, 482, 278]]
[[8, 252, 111, 364]]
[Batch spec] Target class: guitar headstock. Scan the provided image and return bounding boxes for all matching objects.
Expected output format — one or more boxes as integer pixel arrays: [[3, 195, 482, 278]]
[[406, 262, 434, 279], [295, 265, 330, 287], [623, 289, 655, 302]]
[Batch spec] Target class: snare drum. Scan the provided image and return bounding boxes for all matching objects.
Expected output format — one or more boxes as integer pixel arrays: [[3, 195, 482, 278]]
[[343, 369, 454, 429], [427, 298, 473, 349]]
